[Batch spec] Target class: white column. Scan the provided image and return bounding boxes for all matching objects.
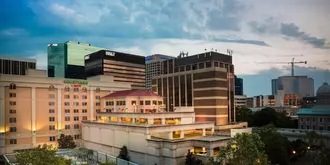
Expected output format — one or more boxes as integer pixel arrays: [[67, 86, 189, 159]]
[[168, 132, 173, 139], [113, 98, 116, 112], [180, 130, 184, 138], [202, 128, 206, 136], [90, 89, 94, 120], [57, 87, 62, 137], [162, 118, 166, 125], [32, 87, 37, 144], [211, 127, 215, 134], [148, 118, 154, 125], [0, 86, 5, 155]]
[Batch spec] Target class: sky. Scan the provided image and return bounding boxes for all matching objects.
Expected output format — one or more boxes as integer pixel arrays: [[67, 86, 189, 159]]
[[1, 0, 330, 96]]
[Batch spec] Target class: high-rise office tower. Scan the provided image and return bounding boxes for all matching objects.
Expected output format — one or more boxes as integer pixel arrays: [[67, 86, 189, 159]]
[[85, 50, 146, 89], [152, 51, 235, 125], [234, 75, 243, 95], [47, 41, 104, 79], [272, 76, 314, 97], [0, 56, 36, 75], [145, 54, 175, 90]]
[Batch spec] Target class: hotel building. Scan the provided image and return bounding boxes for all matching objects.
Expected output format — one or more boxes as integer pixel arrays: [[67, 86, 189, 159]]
[[145, 54, 175, 90], [152, 51, 235, 126], [47, 41, 105, 79], [0, 56, 36, 76], [0, 69, 131, 155], [85, 50, 146, 89]]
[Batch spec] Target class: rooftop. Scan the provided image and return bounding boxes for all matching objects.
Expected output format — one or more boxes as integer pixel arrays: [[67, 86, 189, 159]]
[[102, 89, 162, 98], [0, 55, 36, 63], [297, 106, 330, 115]]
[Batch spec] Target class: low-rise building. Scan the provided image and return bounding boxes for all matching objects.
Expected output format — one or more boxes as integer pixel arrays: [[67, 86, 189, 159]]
[[234, 95, 247, 108]]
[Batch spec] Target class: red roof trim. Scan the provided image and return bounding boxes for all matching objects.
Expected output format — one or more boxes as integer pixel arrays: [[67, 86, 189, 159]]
[[102, 89, 162, 98]]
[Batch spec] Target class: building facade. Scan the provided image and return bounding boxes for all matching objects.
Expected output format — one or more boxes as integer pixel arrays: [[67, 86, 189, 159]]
[[246, 95, 275, 108], [234, 95, 247, 108], [85, 50, 146, 89], [234, 75, 243, 95], [145, 54, 175, 90], [152, 51, 235, 125], [47, 41, 105, 79], [0, 56, 36, 75], [297, 82, 330, 131], [272, 76, 314, 97], [0, 69, 131, 154]]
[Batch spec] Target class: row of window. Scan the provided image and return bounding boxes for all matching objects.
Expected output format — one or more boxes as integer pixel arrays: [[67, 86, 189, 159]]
[[300, 117, 330, 123], [63, 102, 89, 106], [8, 123, 81, 133], [8, 93, 100, 100], [64, 116, 87, 121], [9, 135, 80, 144], [8, 84, 102, 93], [8, 109, 90, 114], [105, 100, 162, 106], [301, 125, 330, 131]]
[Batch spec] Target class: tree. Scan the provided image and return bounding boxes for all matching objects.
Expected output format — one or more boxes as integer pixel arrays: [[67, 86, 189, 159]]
[[313, 148, 330, 165], [58, 134, 76, 149], [118, 145, 130, 161], [15, 144, 71, 165], [236, 107, 254, 126], [185, 150, 203, 165], [254, 124, 290, 165], [208, 133, 269, 165], [252, 107, 295, 128], [304, 131, 321, 147]]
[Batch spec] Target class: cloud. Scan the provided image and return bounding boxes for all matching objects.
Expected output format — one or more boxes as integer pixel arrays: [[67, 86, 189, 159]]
[[28, 51, 47, 69], [280, 23, 327, 48], [0, 28, 28, 36]]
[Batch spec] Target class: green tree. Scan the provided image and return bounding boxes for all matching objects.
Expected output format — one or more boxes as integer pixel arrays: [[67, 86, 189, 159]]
[[208, 133, 269, 165], [236, 107, 254, 126], [15, 144, 71, 165], [118, 145, 130, 161], [254, 124, 290, 165], [58, 134, 76, 149], [252, 108, 277, 127], [313, 148, 330, 165]]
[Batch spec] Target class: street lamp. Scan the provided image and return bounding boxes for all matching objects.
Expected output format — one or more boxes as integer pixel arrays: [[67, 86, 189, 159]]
[[293, 150, 296, 154]]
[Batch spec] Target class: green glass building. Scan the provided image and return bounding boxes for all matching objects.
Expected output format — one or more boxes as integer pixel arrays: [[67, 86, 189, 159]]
[[47, 41, 104, 79]]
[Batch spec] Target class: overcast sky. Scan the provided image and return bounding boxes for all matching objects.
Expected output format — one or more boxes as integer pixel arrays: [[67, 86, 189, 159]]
[[1, 0, 329, 96]]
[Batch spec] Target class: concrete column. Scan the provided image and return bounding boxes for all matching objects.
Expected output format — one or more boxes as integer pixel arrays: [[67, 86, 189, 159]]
[[180, 130, 184, 138], [202, 128, 206, 136], [32, 87, 37, 144], [168, 132, 173, 140], [162, 118, 166, 125], [90, 89, 94, 119], [211, 127, 215, 134], [207, 148, 214, 157], [0, 86, 5, 155], [118, 118, 122, 122], [132, 117, 135, 123], [148, 118, 154, 125]]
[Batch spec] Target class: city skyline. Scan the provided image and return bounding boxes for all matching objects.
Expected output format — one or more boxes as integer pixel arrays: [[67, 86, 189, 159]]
[[1, 0, 330, 96]]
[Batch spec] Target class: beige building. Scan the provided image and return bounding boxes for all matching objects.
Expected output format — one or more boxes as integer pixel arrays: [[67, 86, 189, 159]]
[[0, 69, 131, 155]]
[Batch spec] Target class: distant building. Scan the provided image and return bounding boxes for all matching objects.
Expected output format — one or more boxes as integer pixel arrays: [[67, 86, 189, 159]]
[[234, 75, 243, 95], [246, 95, 275, 108], [234, 95, 247, 108], [300, 96, 317, 108], [0, 56, 36, 75], [85, 50, 146, 89], [297, 82, 330, 131], [272, 76, 314, 97], [47, 41, 105, 79], [145, 54, 175, 90]]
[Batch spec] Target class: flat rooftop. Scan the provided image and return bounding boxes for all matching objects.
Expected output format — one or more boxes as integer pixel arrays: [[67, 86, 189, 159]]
[[0, 55, 36, 63]]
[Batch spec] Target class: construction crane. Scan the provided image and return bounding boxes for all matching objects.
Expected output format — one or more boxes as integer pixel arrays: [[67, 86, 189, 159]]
[[256, 58, 307, 76]]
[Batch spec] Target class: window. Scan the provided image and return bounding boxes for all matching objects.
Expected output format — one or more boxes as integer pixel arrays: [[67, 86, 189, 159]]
[[49, 136, 56, 142], [9, 118, 16, 123], [82, 109, 87, 113], [106, 101, 114, 106], [64, 87, 70, 92], [320, 118, 323, 122], [10, 139, 17, 144], [74, 124, 80, 129], [82, 87, 87, 92], [74, 109, 79, 113], [9, 84, 16, 90], [313, 118, 316, 122], [82, 102, 87, 106], [95, 88, 100, 93], [206, 61, 212, 68], [49, 125, 55, 130], [214, 61, 219, 67], [9, 101, 16, 106], [49, 117, 55, 122], [306, 125, 310, 129], [48, 94, 55, 99], [49, 102, 55, 106], [65, 116, 70, 121], [82, 95, 87, 99], [74, 135, 80, 139], [95, 96, 100, 99], [9, 109, 16, 114], [306, 118, 309, 122], [64, 95, 70, 99], [300, 118, 303, 121], [96, 109, 101, 113], [64, 102, 70, 106], [82, 116, 87, 120], [145, 101, 151, 105], [74, 116, 79, 121], [131, 101, 136, 105], [313, 126, 316, 130], [301, 125, 304, 129], [9, 93, 16, 98], [49, 109, 55, 113], [152, 100, 157, 105], [140, 101, 144, 105], [74, 95, 79, 99], [96, 102, 100, 106], [65, 125, 70, 129], [328, 126, 330, 131], [158, 101, 162, 105], [73, 102, 79, 106], [65, 109, 70, 113], [220, 63, 224, 68], [73, 88, 79, 92], [49, 85, 55, 91], [319, 126, 324, 130], [10, 127, 16, 132], [198, 63, 204, 69]]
